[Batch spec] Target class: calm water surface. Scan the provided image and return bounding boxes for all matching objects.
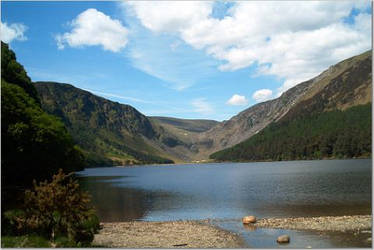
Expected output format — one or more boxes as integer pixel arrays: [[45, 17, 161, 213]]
[[77, 159, 372, 248]]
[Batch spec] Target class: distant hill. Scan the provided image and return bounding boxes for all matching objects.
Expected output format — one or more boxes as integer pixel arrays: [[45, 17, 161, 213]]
[[150, 117, 218, 133], [210, 50, 372, 161]]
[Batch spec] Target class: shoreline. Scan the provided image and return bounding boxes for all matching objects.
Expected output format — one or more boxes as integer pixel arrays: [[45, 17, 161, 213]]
[[255, 215, 372, 232], [89, 157, 371, 169], [93, 220, 245, 248], [93, 215, 371, 248]]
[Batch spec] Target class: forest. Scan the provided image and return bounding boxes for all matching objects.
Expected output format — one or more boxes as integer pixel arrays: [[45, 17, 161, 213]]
[[210, 104, 372, 162]]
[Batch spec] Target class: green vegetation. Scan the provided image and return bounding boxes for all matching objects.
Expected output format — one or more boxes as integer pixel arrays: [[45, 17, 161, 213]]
[[1, 42, 39, 101], [1, 42, 85, 188], [1, 235, 52, 248], [211, 104, 371, 161], [1, 42, 98, 247], [35, 82, 174, 166], [2, 170, 100, 247]]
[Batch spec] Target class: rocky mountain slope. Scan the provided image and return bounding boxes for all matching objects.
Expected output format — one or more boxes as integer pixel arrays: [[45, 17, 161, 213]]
[[210, 50, 371, 161], [35, 50, 371, 165], [195, 50, 372, 160], [35, 82, 217, 165], [35, 82, 175, 166]]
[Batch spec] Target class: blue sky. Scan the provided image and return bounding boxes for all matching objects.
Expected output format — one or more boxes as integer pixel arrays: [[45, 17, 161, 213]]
[[1, 1, 371, 121]]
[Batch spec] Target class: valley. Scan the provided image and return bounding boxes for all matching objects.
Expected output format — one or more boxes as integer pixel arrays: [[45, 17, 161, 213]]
[[35, 50, 372, 166]]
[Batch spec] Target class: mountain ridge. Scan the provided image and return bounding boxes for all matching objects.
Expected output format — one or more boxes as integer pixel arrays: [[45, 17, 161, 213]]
[[210, 50, 372, 161], [34, 50, 372, 165]]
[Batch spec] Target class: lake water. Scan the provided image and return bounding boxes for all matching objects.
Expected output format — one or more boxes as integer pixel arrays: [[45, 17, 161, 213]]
[[77, 159, 372, 248]]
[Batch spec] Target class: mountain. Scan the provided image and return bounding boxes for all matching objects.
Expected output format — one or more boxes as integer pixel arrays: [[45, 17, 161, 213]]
[[35, 82, 175, 166], [149, 117, 218, 162], [197, 50, 372, 159], [150, 117, 218, 133], [34, 50, 371, 165], [210, 50, 372, 161]]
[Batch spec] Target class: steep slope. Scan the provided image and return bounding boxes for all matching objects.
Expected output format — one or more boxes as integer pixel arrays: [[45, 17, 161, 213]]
[[35, 82, 174, 166], [210, 50, 372, 161], [197, 50, 372, 159]]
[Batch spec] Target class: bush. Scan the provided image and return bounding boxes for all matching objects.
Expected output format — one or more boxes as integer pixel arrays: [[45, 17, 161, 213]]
[[4, 170, 100, 246]]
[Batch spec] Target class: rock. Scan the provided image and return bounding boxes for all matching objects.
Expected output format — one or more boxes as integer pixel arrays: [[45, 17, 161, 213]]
[[277, 235, 290, 243], [242, 216, 256, 224]]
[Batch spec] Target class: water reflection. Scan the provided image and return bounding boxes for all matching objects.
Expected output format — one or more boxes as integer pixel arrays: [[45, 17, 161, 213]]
[[77, 160, 372, 248], [77, 159, 371, 222], [79, 176, 151, 221], [211, 219, 371, 248]]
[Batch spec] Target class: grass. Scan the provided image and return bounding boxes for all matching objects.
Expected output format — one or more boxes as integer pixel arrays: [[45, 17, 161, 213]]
[[1, 235, 51, 248]]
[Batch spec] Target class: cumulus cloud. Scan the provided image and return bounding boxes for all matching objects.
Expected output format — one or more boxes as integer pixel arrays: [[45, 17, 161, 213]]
[[1, 22, 27, 43], [124, 1, 371, 94], [56, 8, 128, 52], [125, 1, 212, 33], [191, 98, 214, 114], [226, 94, 248, 106], [252, 89, 273, 102]]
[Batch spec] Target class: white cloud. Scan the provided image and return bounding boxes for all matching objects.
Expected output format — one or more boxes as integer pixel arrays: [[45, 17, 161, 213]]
[[252, 89, 273, 102], [56, 8, 128, 52], [191, 98, 214, 114], [226, 94, 248, 106], [125, 1, 371, 94], [81, 88, 150, 103], [125, 1, 212, 33], [1, 22, 27, 43]]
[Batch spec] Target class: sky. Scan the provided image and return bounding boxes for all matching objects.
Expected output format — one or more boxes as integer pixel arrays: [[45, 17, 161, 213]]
[[1, 1, 371, 121]]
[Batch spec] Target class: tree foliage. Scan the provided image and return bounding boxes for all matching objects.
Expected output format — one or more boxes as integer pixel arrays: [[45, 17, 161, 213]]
[[211, 104, 372, 161], [1, 42, 85, 187], [1, 42, 39, 101]]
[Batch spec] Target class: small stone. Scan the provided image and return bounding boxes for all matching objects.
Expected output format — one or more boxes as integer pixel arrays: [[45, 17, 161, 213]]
[[242, 216, 256, 224], [277, 235, 290, 243]]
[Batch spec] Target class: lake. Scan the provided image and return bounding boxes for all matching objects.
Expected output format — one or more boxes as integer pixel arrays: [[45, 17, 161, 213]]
[[77, 159, 372, 248]]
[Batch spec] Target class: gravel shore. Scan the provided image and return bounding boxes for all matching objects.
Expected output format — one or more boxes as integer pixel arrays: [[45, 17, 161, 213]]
[[255, 215, 372, 232], [93, 220, 245, 248], [93, 215, 371, 248]]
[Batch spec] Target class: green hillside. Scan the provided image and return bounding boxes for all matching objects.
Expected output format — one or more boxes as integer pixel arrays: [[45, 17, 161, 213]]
[[210, 104, 371, 161], [210, 51, 372, 162], [35, 82, 173, 166]]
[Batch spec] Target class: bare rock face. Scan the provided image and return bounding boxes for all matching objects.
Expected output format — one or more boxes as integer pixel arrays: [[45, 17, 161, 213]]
[[277, 235, 290, 243], [242, 216, 257, 224]]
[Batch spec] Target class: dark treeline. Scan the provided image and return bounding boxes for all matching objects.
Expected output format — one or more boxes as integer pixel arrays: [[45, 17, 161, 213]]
[[210, 104, 371, 162], [1, 42, 85, 189]]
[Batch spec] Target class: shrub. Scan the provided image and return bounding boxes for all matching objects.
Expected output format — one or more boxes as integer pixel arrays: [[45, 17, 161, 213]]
[[4, 169, 100, 246]]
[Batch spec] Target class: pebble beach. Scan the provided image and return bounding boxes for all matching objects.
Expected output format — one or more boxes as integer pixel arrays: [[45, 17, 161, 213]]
[[92, 215, 372, 248]]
